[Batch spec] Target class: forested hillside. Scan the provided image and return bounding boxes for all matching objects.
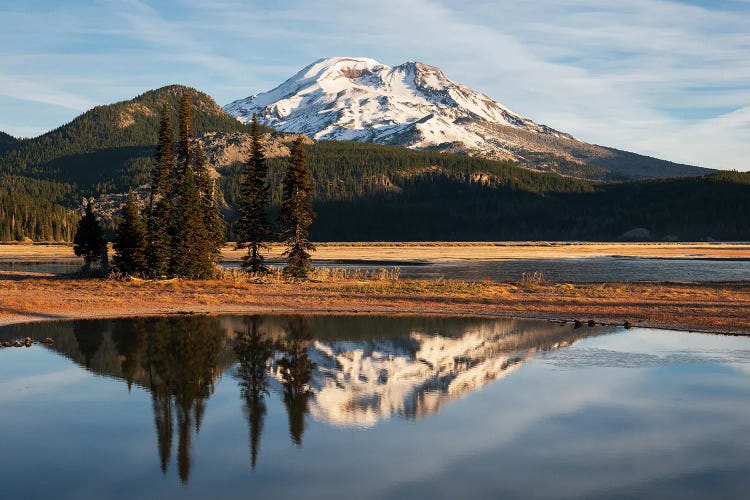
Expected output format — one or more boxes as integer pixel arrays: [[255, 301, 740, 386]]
[[217, 141, 750, 241], [0, 91, 747, 242], [0, 132, 19, 155], [0, 191, 78, 241], [0, 85, 252, 183], [0, 174, 80, 241]]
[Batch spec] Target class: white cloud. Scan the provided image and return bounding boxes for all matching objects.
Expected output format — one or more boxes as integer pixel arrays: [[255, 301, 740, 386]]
[[0, 0, 747, 169]]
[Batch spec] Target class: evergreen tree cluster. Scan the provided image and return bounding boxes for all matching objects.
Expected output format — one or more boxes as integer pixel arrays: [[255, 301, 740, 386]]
[[73, 200, 107, 271], [278, 138, 316, 277], [72, 95, 230, 278], [112, 192, 148, 274], [112, 94, 225, 278], [236, 115, 271, 272], [236, 117, 316, 277]]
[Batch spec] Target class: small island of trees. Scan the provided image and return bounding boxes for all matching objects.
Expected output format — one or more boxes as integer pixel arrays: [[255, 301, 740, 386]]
[[73, 98, 316, 279]]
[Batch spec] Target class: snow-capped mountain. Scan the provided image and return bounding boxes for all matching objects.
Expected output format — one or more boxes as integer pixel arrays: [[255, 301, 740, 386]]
[[225, 57, 572, 160], [225, 57, 710, 179]]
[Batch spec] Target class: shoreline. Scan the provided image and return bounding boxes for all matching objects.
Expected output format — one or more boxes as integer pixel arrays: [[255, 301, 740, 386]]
[[1, 306, 746, 338], [3, 241, 750, 264], [1, 275, 748, 336]]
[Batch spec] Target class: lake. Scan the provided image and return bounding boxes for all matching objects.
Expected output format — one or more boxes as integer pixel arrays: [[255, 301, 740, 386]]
[[1, 314, 749, 498], [3, 256, 750, 282]]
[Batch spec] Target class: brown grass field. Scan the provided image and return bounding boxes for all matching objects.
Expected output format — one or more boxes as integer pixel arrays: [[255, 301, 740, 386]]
[[1, 272, 748, 335], [1, 242, 748, 335], [2, 241, 750, 263]]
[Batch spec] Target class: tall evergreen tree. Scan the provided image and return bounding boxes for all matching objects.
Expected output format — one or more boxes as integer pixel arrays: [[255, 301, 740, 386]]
[[144, 92, 224, 279], [193, 143, 225, 262], [73, 199, 107, 271], [113, 191, 149, 275], [147, 106, 174, 277], [177, 93, 192, 179], [278, 138, 316, 278], [171, 167, 213, 279], [237, 114, 270, 273], [237, 113, 271, 273], [153, 104, 174, 199]]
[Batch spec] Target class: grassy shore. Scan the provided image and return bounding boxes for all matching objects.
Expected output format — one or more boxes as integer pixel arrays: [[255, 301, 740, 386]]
[[2, 241, 750, 263], [1, 272, 748, 335]]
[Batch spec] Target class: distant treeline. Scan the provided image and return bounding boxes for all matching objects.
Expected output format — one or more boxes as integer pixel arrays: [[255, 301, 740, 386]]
[[0, 190, 78, 241], [220, 141, 750, 241], [2, 138, 749, 242]]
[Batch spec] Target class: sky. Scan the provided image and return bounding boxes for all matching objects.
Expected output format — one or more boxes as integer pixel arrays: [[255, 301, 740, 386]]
[[1, 0, 748, 170]]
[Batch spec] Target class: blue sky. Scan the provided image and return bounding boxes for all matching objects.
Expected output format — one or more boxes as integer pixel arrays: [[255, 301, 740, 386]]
[[1, 0, 748, 170]]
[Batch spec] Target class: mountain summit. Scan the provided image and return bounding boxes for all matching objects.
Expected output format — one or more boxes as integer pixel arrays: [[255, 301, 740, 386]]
[[225, 57, 709, 179], [224, 57, 565, 155]]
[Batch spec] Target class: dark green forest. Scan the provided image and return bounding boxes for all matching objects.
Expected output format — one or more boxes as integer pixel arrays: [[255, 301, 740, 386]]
[[0, 174, 81, 241], [220, 141, 750, 241], [1, 139, 749, 242], [0, 131, 19, 155], [0, 189, 78, 241], [1, 88, 748, 242]]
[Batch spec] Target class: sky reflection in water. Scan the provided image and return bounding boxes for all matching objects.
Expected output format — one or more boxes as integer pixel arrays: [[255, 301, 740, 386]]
[[4, 256, 750, 282], [1, 315, 749, 499]]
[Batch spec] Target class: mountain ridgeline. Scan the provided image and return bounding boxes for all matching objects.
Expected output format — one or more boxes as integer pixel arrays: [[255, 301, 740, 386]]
[[225, 57, 711, 181], [0, 131, 19, 155], [0, 86, 254, 188], [0, 83, 748, 243]]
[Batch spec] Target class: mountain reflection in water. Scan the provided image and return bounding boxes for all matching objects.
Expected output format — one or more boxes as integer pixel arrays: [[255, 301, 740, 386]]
[[0, 315, 603, 482]]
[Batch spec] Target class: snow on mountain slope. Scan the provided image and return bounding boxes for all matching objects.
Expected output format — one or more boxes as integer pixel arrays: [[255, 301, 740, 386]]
[[225, 56, 575, 162], [262, 320, 598, 427], [226, 57, 712, 179]]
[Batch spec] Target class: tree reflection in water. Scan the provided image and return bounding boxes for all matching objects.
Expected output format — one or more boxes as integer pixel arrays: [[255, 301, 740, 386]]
[[139, 317, 225, 483], [275, 316, 315, 447], [234, 316, 273, 469], [73, 320, 105, 369], [63, 314, 598, 482]]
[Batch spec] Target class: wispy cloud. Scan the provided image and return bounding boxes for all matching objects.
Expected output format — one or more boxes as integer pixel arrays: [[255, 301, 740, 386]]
[[0, 0, 747, 169]]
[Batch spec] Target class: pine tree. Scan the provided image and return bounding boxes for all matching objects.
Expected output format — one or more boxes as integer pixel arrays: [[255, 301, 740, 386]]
[[153, 104, 174, 198], [193, 142, 225, 262], [177, 93, 192, 180], [144, 92, 224, 279], [171, 167, 213, 279], [147, 105, 174, 277], [73, 199, 107, 272], [113, 191, 149, 275], [237, 114, 270, 272], [278, 138, 316, 278]]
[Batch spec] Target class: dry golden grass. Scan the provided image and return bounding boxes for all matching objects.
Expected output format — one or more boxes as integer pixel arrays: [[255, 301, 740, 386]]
[[1, 271, 748, 335], [3, 241, 750, 263]]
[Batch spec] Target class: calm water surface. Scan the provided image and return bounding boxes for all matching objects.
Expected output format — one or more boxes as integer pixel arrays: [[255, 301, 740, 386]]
[[3, 256, 750, 282], [1, 315, 749, 499]]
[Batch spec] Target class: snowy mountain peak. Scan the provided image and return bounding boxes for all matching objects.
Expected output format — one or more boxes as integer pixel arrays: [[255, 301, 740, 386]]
[[225, 56, 573, 159]]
